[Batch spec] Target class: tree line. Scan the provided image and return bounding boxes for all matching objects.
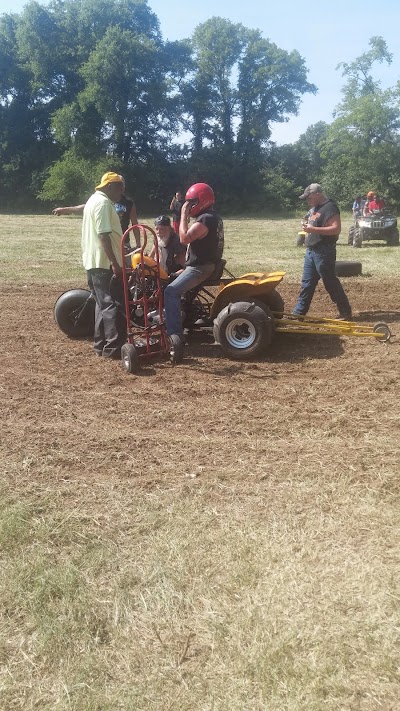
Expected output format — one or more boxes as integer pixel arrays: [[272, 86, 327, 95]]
[[1, 0, 399, 214]]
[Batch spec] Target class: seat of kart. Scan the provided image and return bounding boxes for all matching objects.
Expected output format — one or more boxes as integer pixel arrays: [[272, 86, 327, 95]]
[[201, 259, 227, 286]]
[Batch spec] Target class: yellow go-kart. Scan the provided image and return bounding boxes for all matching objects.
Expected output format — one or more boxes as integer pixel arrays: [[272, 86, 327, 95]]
[[54, 238, 392, 362], [54, 251, 286, 361]]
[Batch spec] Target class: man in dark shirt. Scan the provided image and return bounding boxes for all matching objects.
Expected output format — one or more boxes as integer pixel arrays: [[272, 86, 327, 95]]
[[164, 182, 224, 340], [169, 191, 184, 233], [292, 183, 352, 319], [114, 193, 140, 247]]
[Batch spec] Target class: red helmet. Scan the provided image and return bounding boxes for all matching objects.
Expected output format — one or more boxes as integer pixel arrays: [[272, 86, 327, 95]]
[[185, 182, 215, 217]]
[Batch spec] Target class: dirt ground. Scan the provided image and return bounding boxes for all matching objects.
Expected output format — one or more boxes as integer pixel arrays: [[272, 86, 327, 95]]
[[2, 276, 400, 709], [2, 277, 400, 489]]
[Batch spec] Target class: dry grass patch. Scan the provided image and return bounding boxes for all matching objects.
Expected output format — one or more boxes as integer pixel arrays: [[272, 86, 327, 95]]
[[1, 467, 399, 710]]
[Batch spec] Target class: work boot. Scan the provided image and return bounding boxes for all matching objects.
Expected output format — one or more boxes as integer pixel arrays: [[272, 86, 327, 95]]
[[337, 312, 352, 321]]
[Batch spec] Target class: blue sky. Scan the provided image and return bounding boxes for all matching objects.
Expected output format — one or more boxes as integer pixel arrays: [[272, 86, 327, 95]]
[[2, 0, 399, 144]]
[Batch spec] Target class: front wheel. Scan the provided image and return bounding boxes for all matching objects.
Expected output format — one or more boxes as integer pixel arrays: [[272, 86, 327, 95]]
[[213, 301, 271, 360], [121, 343, 140, 373], [54, 289, 95, 338], [353, 227, 362, 248], [387, 228, 399, 246]]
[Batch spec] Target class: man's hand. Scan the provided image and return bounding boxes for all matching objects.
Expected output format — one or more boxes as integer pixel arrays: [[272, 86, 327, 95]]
[[53, 207, 65, 216], [111, 263, 123, 278], [181, 201, 191, 220]]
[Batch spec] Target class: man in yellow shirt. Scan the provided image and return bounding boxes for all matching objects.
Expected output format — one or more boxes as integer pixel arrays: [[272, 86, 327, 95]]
[[82, 172, 126, 358]]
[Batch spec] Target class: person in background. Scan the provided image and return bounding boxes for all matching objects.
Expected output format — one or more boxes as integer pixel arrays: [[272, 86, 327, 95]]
[[82, 172, 126, 358], [352, 196, 363, 218], [53, 177, 140, 247], [363, 191, 375, 216], [148, 215, 186, 274], [169, 190, 184, 233], [292, 183, 352, 320], [368, 193, 385, 211], [164, 182, 224, 342]]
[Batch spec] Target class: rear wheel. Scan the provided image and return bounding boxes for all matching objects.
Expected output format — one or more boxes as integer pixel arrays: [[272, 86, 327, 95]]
[[121, 343, 140, 373], [264, 289, 284, 318], [213, 301, 271, 360], [348, 225, 355, 245], [54, 289, 95, 338]]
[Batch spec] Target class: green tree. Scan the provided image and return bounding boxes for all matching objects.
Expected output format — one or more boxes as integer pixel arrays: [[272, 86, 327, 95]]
[[237, 30, 316, 156], [321, 37, 400, 206]]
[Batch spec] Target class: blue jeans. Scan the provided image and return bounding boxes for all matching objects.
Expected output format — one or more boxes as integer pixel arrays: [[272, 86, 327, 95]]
[[164, 263, 215, 338], [293, 243, 351, 316], [87, 268, 126, 357]]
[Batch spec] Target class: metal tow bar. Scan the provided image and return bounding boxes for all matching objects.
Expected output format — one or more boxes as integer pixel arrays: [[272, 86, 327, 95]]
[[273, 314, 393, 342]]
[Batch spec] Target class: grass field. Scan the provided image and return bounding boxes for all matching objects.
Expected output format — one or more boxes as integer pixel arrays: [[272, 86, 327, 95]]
[[2, 212, 400, 286], [1, 213, 399, 710]]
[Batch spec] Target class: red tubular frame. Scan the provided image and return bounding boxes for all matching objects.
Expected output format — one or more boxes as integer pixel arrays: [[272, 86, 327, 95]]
[[120, 224, 169, 360]]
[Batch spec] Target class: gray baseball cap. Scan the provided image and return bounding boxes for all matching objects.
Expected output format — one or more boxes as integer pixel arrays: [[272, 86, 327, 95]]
[[299, 183, 323, 199], [154, 215, 171, 226]]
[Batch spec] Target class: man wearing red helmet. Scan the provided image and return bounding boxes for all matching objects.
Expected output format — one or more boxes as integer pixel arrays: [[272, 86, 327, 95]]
[[164, 182, 224, 342]]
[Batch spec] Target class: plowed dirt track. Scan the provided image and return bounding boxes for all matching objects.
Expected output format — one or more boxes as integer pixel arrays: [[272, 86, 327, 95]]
[[3, 278, 400, 486]]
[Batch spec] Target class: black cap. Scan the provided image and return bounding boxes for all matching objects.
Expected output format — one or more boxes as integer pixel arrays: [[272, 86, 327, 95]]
[[154, 215, 171, 226]]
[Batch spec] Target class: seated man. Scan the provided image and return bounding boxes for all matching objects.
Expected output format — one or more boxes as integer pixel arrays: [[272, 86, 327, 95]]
[[363, 191, 375, 216], [352, 196, 363, 218], [369, 193, 385, 211], [164, 183, 224, 342], [148, 215, 186, 274]]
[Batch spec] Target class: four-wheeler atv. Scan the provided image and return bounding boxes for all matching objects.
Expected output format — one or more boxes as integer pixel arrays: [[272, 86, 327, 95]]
[[348, 209, 399, 248], [54, 257, 286, 361]]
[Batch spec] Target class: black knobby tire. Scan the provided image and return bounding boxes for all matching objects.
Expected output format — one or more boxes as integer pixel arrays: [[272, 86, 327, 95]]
[[54, 289, 95, 338], [335, 261, 362, 277], [387, 228, 399, 246], [213, 301, 271, 360], [121, 343, 140, 373], [263, 288, 284, 318], [348, 225, 355, 245], [248, 300, 274, 345], [169, 334, 184, 364], [353, 227, 363, 248]]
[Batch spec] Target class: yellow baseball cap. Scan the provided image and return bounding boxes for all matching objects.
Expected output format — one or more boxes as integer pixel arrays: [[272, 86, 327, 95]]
[[95, 172, 124, 190]]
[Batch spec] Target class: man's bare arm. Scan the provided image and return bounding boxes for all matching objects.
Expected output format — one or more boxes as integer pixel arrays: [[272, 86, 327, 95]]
[[99, 233, 122, 276], [52, 204, 85, 216], [179, 201, 208, 245]]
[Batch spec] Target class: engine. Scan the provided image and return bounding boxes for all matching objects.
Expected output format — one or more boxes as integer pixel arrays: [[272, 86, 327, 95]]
[[127, 254, 168, 327]]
